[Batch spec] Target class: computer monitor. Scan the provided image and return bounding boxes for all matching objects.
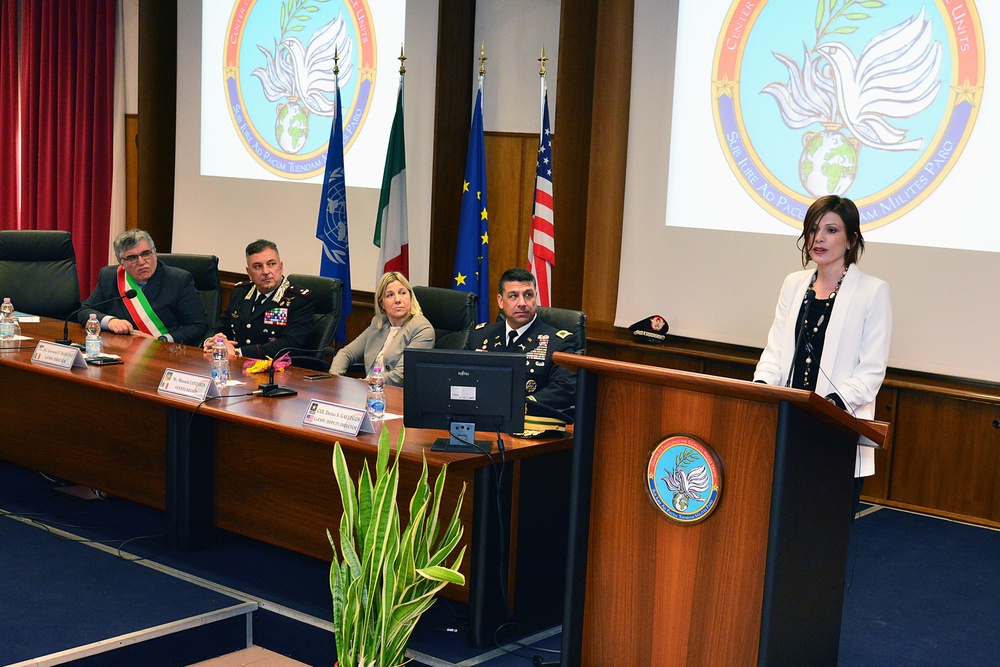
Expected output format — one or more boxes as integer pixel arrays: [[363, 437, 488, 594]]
[[404, 348, 526, 453]]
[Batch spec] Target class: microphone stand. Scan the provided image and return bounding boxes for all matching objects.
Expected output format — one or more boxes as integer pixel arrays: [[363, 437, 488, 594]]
[[56, 290, 138, 346], [784, 290, 815, 388], [257, 346, 330, 398]]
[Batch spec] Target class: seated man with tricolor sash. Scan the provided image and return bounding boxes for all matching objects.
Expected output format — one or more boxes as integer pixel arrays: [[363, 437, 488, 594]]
[[78, 229, 209, 346]]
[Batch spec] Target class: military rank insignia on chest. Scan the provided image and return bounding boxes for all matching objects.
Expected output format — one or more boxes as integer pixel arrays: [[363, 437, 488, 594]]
[[263, 308, 289, 326], [527, 335, 549, 361]]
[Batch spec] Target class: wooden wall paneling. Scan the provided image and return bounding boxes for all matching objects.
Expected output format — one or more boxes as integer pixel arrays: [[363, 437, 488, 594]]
[[480, 132, 534, 321], [586, 339, 703, 374], [137, 1, 177, 249], [889, 391, 1000, 521], [861, 387, 897, 502], [553, 0, 600, 312], [704, 359, 756, 382], [428, 0, 477, 289], [126, 115, 139, 230], [579, 0, 634, 326]]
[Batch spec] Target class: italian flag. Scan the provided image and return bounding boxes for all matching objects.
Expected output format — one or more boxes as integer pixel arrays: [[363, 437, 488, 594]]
[[374, 82, 408, 280]]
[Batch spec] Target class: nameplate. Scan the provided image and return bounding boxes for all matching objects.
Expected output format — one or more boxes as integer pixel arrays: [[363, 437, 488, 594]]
[[31, 341, 88, 370], [302, 399, 375, 436], [157, 368, 220, 401]]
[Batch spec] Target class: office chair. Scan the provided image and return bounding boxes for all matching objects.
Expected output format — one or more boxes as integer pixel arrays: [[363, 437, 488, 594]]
[[157, 253, 222, 330], [412, 286, 477, 349], [287, 273, 344, 370], [0, 230, 81, 319]]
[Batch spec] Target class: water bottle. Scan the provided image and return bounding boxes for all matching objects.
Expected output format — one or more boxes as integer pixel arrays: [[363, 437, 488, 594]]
[[85, 314, 103, 357], [0, 297, 14, 341], [366, 365, 386, 420], [211, 336, 230, 385]]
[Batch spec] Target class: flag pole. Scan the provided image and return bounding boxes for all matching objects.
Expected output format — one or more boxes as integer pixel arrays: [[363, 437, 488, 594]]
[[528, 44, 555, 307], [453, 44, 491, 322], [539, 44, 547, 129], [374, 45, 410, 282], [315, 46, 353, 343]]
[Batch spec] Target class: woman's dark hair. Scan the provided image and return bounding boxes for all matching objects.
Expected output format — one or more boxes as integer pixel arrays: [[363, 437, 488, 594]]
[[797, 195, 865, 268]]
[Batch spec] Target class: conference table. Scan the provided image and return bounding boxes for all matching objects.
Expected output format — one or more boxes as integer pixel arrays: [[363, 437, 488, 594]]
[[0, 318, 573, 646]]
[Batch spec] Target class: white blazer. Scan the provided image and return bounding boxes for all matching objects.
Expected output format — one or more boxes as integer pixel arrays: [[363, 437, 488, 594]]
[[754, 264, 893, 476]]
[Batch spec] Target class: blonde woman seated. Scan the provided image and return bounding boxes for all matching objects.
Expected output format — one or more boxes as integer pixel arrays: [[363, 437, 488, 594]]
[[329, 272, 434, 386]]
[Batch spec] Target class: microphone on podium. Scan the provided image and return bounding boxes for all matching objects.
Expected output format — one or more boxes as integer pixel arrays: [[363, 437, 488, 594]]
[[56, 290, 138, 346], [257, 346, 332, 398]]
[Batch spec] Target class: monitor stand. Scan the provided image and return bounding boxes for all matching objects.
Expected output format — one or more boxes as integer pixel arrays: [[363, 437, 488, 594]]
[[431, 421, 492, 453]]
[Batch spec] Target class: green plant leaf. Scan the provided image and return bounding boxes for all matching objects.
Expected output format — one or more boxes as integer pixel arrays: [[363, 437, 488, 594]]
[[832, 26, 858, 34], [843, 13, 868, 20], [418, 564, 466, 585], [858, 1, 884, 7]]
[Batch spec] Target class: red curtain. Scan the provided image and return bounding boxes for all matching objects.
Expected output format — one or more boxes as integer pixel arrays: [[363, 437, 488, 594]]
[[19, 0, 115, 294], [0, 0, 18, 228]]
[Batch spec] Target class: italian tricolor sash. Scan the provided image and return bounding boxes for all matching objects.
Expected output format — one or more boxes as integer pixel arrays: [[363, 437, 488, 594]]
[[117, 266, 168, 337]]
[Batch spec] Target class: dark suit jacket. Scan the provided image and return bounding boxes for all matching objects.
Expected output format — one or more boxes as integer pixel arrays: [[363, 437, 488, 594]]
[[466, 316, 579, 415], [79, 264, 209, 346], [213, 278, 316, 359]]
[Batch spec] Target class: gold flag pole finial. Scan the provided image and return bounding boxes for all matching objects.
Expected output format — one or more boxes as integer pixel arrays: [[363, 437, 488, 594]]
[[479, 43, 487, 77], [538, 45, 548, 77], [333, 46, 340, 78], [398, 44, 406, 76]]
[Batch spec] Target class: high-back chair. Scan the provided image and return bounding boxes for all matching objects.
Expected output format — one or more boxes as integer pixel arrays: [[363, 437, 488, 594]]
[[0, 230, 81, 319], [412, 286, 477, 349], [537, 306, 587, 354], [157, 253, 222, 330], [287, 273, 344, 370]]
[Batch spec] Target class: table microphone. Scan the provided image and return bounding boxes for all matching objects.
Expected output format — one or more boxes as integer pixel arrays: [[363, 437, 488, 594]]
[[257, 346, 331, 398], [56, 290, 138, 346]]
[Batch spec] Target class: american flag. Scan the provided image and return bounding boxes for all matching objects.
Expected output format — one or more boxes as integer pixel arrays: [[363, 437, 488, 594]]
[[528, 88, 555, 306]]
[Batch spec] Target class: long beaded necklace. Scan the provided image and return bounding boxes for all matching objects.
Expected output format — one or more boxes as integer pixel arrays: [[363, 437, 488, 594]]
[[799, 267, 848, 388]]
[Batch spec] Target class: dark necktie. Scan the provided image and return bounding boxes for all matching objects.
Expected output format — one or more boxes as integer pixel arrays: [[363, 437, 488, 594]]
[[507, 330, 518, 351], [253, 293, 268, 315]]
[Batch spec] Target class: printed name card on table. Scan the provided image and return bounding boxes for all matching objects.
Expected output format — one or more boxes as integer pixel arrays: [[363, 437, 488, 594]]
[[30, 341, 88, 370], [157, 368, 220, 401], [302, 399, 375, 436]]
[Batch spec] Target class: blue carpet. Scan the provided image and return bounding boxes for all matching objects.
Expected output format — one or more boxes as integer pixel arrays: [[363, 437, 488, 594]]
[[5, 460, 999, 666], [0, 513, 243, 665], [839, 506, 1000, 666]]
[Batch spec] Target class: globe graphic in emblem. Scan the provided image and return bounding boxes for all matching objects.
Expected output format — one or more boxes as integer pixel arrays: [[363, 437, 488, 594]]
[[672, 492, 689, 512], [275, 99, 310, 154], [798, 127, 859, 197]]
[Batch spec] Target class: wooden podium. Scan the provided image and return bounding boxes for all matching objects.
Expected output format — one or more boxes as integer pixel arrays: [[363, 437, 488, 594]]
[[554, 354, 887, 667]]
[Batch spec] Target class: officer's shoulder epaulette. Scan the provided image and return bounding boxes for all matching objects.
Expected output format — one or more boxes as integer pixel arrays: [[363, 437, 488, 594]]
[[475, 322, 487, 330], [233, 279, 252, 287], [286, 283, 311, 296], [556, 329, 573, 339]]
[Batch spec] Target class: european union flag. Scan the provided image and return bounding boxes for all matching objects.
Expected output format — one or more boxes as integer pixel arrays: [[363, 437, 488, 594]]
[[453, 81, 489, 324], [316, 77, 352, 344]]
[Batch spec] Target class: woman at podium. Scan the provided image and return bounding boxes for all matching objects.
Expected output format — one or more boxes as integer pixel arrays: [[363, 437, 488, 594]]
[[754, 195, 893, 481]]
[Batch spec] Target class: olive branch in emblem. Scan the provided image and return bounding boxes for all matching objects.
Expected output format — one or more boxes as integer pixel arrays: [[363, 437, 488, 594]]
[[280, 0, 331, 38], [814, 0, 884, 41]]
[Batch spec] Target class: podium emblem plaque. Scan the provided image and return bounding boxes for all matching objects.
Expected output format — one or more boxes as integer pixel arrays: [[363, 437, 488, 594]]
[[647, 434, 722, 525]]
